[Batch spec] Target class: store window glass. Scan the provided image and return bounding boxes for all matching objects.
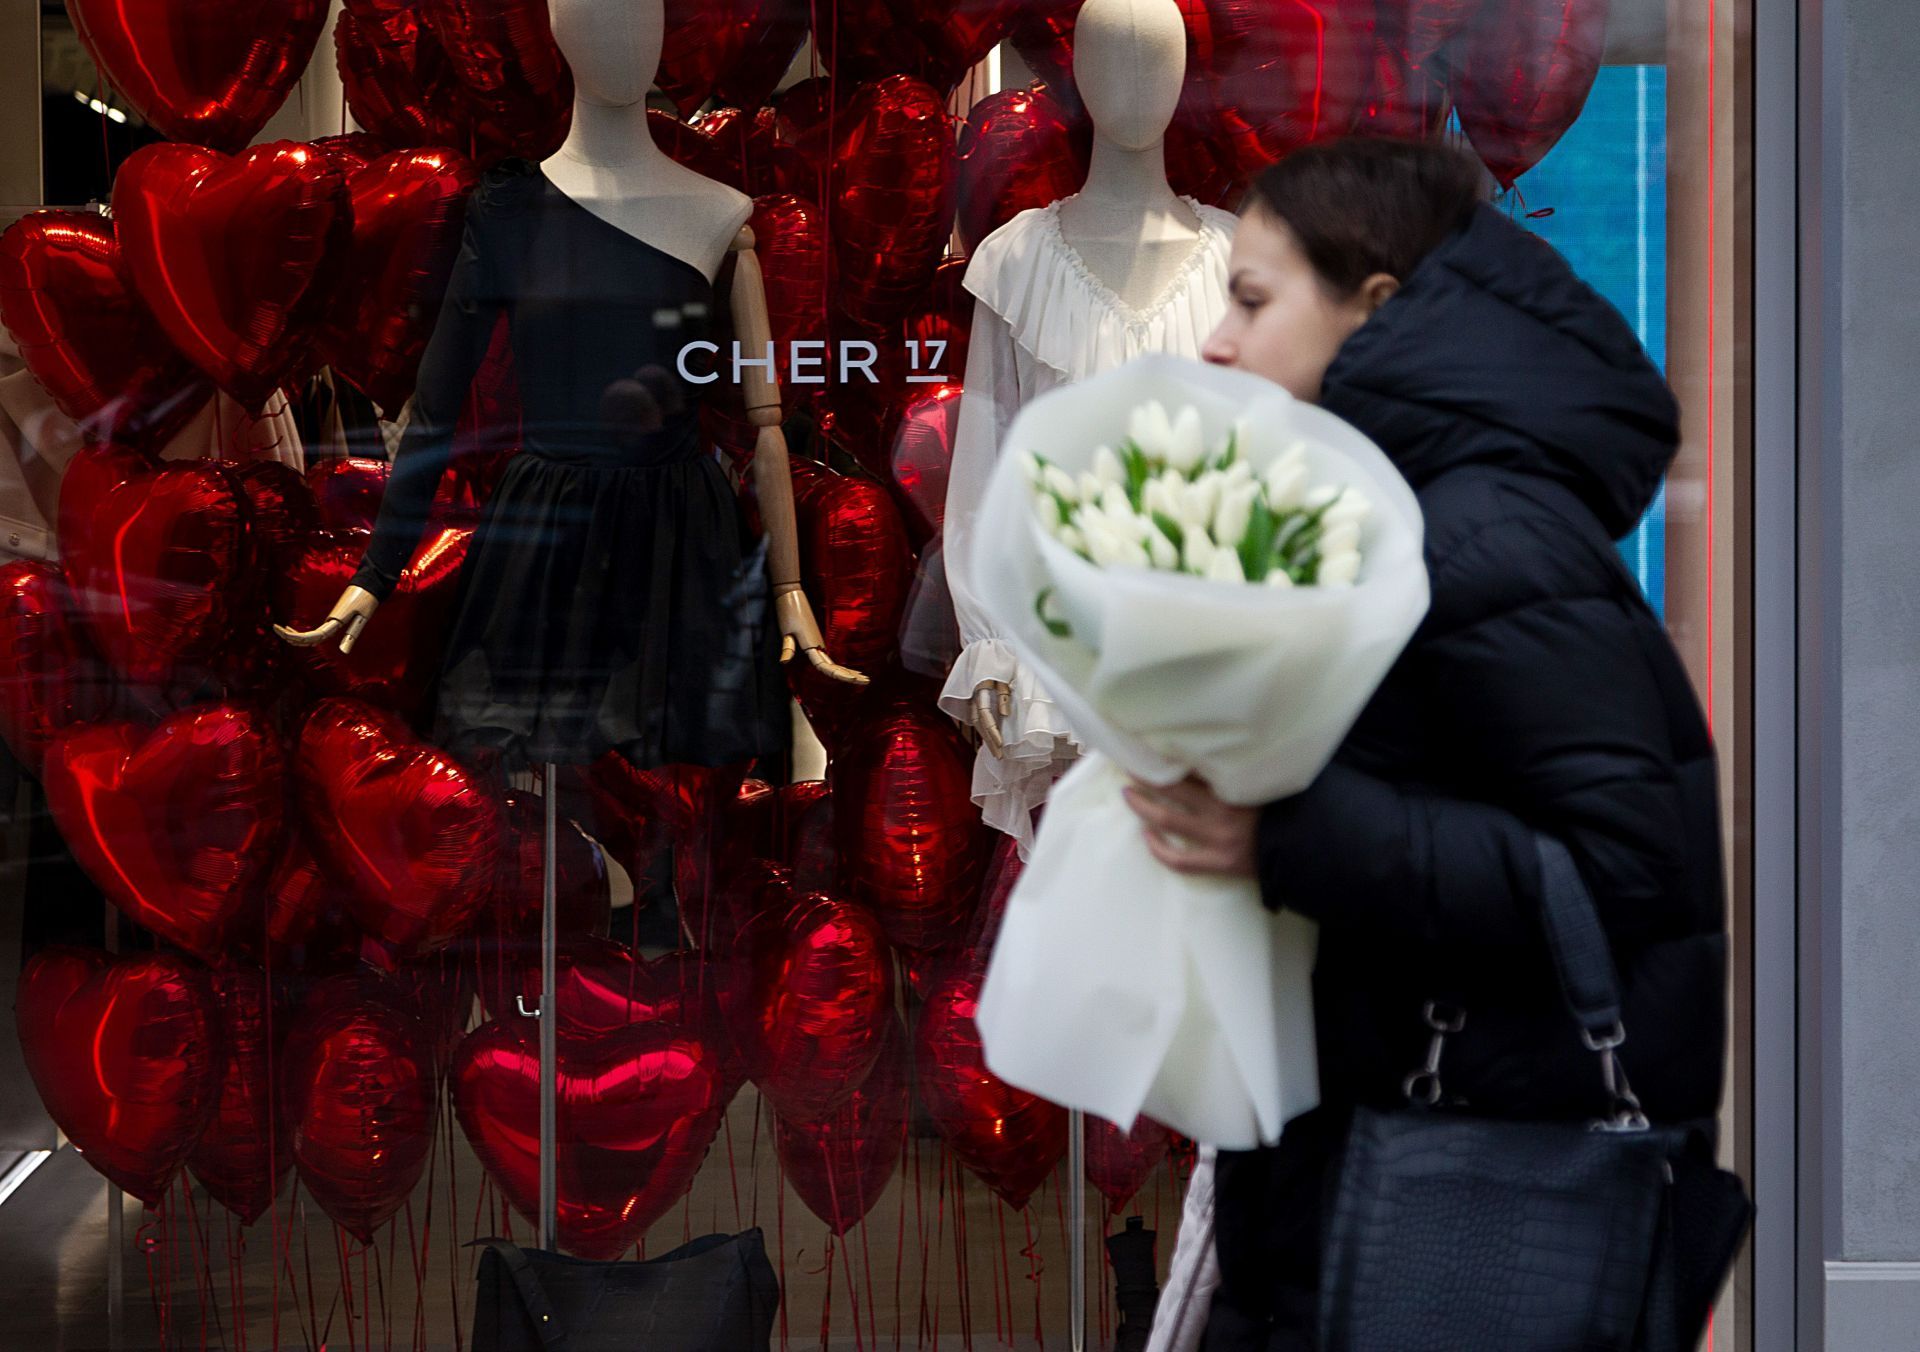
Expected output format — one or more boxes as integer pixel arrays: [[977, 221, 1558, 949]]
[[0, 2, 1741, 1349]]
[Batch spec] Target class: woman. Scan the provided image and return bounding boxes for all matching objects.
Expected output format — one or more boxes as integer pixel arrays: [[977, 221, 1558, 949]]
[[1125, 139, 1727, 1348]]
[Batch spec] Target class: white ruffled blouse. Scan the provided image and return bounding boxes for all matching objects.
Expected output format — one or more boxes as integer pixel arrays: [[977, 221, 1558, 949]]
[[930, 194, 1238, 855]]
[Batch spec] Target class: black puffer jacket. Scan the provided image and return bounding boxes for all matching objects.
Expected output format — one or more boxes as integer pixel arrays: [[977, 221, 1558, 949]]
[[1211, 205, 1726, 1333]]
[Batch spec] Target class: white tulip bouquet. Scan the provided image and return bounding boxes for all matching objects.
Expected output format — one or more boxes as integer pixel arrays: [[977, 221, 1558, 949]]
[[969, 355, 1430, 1150]]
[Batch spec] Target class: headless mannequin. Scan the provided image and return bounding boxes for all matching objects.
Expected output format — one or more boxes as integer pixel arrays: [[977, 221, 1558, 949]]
[[279, 0, 863, 687], [970, 0, 1199, 743]]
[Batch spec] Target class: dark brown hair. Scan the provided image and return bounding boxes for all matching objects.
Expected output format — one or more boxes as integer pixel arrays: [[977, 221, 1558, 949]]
[[1244, 138, 1487, 296]]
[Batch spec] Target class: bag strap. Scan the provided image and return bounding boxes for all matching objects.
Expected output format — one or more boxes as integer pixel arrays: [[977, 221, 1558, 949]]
[[1534, 834, 1623, 1041], [1405, 835, 1648, 1129], [474, 1240, 570, 1352]]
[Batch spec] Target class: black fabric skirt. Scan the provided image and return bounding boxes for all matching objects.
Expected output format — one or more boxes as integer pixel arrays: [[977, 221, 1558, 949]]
[[428, 449, 788, 771]]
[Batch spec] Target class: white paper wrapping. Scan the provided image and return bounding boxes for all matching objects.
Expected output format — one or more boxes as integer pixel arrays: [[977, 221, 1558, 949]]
[[968, 355, 1430, 1149]]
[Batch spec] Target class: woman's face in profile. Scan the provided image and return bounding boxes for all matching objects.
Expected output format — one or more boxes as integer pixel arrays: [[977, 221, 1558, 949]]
[[1202, 206, 1386, 403]]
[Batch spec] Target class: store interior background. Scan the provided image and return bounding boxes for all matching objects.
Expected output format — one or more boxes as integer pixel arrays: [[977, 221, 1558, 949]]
[[0, 1, 1769, 1350]]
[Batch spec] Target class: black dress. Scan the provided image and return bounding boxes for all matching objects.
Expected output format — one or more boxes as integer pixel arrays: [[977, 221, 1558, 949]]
[[351, 158, 787, 771]]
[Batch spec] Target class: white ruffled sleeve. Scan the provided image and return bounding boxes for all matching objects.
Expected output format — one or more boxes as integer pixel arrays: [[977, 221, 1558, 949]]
[[935, 290, 1080, 855]]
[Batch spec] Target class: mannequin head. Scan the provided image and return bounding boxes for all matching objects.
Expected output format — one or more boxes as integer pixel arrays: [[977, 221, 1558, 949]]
[[549, 0, 663, 107], [1072, 0, 1187, 150]]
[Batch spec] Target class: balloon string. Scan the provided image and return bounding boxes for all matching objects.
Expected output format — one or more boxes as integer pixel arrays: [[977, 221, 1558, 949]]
[[992, 1196, 1011, 1348], [182, 1179, 227, 1350], [857, 1153, 879, 1349], [893, 1118, 910, 1352], [818, 1234, 835, 1352], [841, 1216, 866, 1352], [776, 1124, 791, 1352], [1023, 1206, 1045, 1351], [946, 1150, 972, 1352], [446, 1078, 465, 1352]]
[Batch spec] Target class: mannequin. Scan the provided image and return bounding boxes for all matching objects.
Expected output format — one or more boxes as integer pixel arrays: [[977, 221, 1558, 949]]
[[932, 0, 1236, 852], [927, 6, 1234, 1351], [279, 0, 860, 691]]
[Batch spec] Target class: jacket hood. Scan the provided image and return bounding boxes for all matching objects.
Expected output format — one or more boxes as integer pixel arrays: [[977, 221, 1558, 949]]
[[1318, 204, 1679, 540]]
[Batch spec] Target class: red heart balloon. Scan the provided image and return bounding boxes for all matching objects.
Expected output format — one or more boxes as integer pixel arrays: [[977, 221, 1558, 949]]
[[510, 938, 742, 1060], [577, 758, 750, 944], [1446, 0, 1610, 187], [779, 780, 837, 893], [295, 698, 504, 956], [903, 256, 975, 390], [0, 212, 212, 451], [749, 195, 830, 417], [276, 522, 474, 714], [660, 0, 738, 117], [318, 148, 479, 416], [889, 382, 964, 550], [242, 833, 359, 969], [217, 458, 318, 691], [957, 85, 1090, 256], [44, 703, 287, 961], [1009, 0, 1084, 111], [334, 0, 475, 151], [831, 704, 987, 953], [56, 446, 249, 685], [716, 0, 813, 113], [496, 793, 613, 940], [112, 142, 351, 412], [307, 458, 394, 532], [1086, 1114, 1172, 1215], [67, 0, 329, 151], [1355, 33, 1453, 141], [17, 947, 222, 1206], [649, 109, 739, 185], [189, 969, 291, 1226], [453, 1018, 730, 1259], [820, 0, 1018, 92], [776, 1020, 908, 1235], [916, 969, 1067, 1209], [578, 753, 673, 912], [831, 77, 958, 324], [692, 107, 796, 198], [794, 467, 914, 675], [281, 970, 440, 1243], [421, 0, 576, 163], [1184, 0, 1375, 180], [1397, 0, 1484, 71], [731, 890, 894, 1123], [0, 560, 109, 774]]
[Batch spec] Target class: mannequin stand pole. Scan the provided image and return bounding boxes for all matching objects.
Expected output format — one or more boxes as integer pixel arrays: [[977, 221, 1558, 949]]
[[1070, 1108, 1086, 1352], [538, 763, 560, 1251]]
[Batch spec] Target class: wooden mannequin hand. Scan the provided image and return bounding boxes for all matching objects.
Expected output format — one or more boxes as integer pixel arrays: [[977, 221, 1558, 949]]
[[774, 585, 868, 685], [274, 585, 379, 655], [970, 680, 1012, 757]]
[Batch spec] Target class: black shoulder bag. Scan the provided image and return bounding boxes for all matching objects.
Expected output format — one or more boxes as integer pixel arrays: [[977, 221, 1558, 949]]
[[471, 1228, 779, 1352], [1318, 835, 1751, 1352]]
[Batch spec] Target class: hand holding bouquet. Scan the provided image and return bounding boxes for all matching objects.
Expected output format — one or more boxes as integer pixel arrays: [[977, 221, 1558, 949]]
[[969, 355, 1429, 1149]]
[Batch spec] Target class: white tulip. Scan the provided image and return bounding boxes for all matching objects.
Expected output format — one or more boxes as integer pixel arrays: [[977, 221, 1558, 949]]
[[1082, 515, 1127, 567], [1043, 465, 1079, 503], [1205, 548, 1246, 584], [1304, 483, 1343, 511], [1323, 486, 1373, 528], [1117, 534, 1151, 569], [1265, 568, 1296, 589], [1214, 481, 1260, 551], [1222, 458, 1255, 489], [1092, 444, 1126, 487], [1022, 453, 1045, 488], [1183, 528, 1218, 575], [1319, 549, 1362, 587], [1078, 471, 1105, 504], [1129, 400, 1174, 458], [1319, 520, 1362, 557], [1187, 470, 1225, 526], [1100, 481, 1133, 521], [1143, 476, 1178, 520], [1166, 404, 1206, 473], [1035, 493, 1063, 535], [1263, 451, 1309, 510], [1146, 526, 1180, 570], [1059, 524, 1087, 557]]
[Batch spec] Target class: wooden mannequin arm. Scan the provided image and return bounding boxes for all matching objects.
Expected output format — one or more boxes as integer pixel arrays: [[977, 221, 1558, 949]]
[[728, 226, 867, 686]]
